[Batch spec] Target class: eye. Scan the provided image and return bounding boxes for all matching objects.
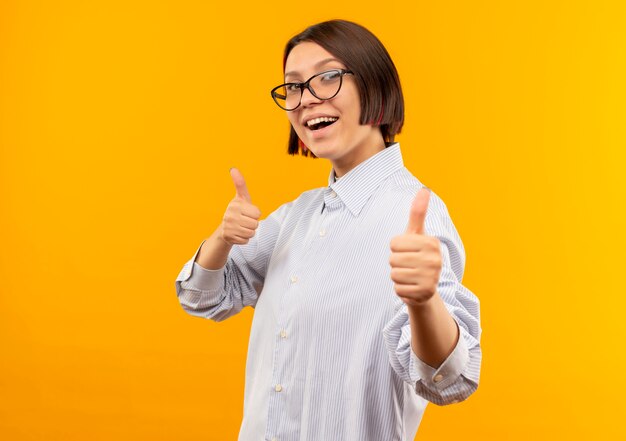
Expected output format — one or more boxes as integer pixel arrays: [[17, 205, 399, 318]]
[[319, 70, 341, 82], [285, 83, 301, 93]]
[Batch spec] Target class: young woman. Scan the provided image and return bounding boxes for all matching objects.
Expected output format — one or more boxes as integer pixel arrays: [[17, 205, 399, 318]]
[[175, 19, 481, 441]]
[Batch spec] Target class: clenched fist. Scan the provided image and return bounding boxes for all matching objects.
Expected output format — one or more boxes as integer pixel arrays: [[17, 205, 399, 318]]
[[219, 168, 261, 245], [389, 188, 443, 307]]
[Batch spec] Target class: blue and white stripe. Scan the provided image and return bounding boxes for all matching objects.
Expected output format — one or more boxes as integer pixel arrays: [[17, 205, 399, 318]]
[[175, 143, 482, 441]]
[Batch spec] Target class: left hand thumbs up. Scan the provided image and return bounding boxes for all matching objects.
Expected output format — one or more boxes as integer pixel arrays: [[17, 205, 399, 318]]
[[389, 188, 443, 307]]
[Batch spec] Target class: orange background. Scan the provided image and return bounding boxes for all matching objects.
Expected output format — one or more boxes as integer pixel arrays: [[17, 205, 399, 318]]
[[1, 1, 625, 440]]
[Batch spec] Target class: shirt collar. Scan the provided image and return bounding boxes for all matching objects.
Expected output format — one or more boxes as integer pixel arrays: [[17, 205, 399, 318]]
[[326, 142, 404, 216]]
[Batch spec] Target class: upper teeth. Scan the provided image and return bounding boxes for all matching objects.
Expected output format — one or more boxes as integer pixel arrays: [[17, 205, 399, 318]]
[[306, 116, 338, 127]]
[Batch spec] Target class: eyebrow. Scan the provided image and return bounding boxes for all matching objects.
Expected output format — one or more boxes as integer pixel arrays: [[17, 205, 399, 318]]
[[284, 58, 342, 79]]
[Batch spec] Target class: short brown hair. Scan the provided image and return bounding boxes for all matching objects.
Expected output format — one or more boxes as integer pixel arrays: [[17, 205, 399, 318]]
[[283, 19, 405, 157]]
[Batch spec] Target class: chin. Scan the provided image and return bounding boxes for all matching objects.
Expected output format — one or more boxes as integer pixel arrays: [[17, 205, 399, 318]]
[[306, 142, 338, 158]]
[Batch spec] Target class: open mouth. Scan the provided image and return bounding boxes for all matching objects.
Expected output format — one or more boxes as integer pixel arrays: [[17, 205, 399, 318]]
[[306, 116, 339, 131]]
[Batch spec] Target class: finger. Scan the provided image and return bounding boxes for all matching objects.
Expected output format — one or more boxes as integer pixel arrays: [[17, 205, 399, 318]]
[[237, 216, 259, 230], [406, 187, 430, 234], [233, 225, 257, 238], [240, 203, 261, 220], [230, 167, 252, 202], [390, 267, 419, 284], [229, 235, 250, 245], [226, 199, 261, 220], [390, 234, 436, 253], [225, 229, 255, 243], [389, 252, 422, 268], [223, 224, 256, 239], [393, 283, 423, 297]]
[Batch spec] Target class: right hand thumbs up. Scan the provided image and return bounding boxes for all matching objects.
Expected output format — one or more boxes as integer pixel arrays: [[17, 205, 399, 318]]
[[220, 168, 261, 245]]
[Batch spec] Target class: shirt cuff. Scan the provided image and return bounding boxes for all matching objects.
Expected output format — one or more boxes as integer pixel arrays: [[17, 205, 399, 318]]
[[186, 262, 225, 292], [410, 321, 470, 391], [176, 239, 225, 292]]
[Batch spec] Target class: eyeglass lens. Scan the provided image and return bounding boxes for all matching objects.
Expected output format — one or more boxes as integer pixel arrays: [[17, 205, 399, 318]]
[[274, 70, 344, 110]]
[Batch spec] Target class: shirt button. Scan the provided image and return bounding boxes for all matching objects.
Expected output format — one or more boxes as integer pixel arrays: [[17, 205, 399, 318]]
[[330, 190, 337, 198], [290, 275, 298, 283], [275, 384, 283, 392], [433, 374, 444, 383], [280, 329, 287, 338], [319, 229, 326, 237]]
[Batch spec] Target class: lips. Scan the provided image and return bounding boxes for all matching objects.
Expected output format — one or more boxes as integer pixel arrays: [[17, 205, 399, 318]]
[[307, 118, 338, 139], [307, 118, 339, 133], [303, 114, 339, 127]]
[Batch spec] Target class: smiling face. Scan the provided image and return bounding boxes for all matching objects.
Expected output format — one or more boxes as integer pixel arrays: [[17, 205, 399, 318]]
[[284, 42, 385, 177]]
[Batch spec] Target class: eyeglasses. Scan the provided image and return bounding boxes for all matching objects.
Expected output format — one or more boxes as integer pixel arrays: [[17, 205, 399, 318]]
[[271, 69, 353, 111]]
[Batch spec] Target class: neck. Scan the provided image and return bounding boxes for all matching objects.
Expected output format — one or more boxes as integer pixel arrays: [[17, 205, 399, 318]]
[[333, 134, 386, 178]]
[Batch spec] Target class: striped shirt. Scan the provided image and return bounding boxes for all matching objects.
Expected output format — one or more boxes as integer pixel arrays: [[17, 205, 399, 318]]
[[175, 143, 482, 441]]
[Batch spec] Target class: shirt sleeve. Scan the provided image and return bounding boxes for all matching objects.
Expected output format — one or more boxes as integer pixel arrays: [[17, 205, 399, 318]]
[[174, 201, 291, 322], [382, 191, 482, 405]]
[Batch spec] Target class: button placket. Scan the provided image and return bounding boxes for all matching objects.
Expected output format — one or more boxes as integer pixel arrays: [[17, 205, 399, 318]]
[[267, 199, 330, 439]]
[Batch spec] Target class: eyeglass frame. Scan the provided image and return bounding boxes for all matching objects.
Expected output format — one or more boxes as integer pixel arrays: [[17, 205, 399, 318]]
[[270, 68, 354, 111]]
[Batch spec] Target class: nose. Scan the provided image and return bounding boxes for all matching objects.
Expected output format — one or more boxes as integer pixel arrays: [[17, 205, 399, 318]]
[[300, 86, 322, 107]]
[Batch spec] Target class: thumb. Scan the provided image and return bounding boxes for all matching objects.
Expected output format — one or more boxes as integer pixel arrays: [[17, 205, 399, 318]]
[[406, 188, 431, 234], [230, 167, 252, 202]]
